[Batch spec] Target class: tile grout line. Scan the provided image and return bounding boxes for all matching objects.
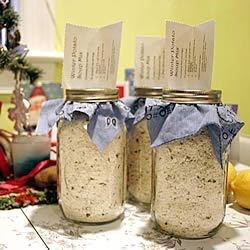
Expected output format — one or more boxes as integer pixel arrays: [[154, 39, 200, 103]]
[[20, 208, 50, 250]]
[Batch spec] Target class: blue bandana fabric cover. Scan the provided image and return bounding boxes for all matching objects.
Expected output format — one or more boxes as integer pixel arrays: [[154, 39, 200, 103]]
[[145, 100, 244, 165], [120, 96, 161, 131], [121, 96, 243, 165], [36, 99, 133, 150]]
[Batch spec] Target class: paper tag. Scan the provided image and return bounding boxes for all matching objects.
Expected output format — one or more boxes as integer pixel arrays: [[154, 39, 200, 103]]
[[135, 37, 168, 87], [62, 22, 122, 89], [165, 20, 214, 90]]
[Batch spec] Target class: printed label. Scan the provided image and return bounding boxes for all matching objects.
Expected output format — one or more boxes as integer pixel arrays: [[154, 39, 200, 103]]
[[135, 37, 168, 88], [165, 20, 214, 90], [63, 22, 122, 89]]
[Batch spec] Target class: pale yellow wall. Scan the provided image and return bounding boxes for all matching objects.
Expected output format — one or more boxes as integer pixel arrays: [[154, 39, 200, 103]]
[[55, 0, 250, 135]]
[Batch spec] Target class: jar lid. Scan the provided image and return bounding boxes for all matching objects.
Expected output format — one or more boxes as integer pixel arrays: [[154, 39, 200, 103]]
[[162, 89, 222, 104], [65, 88, 119, 102], [135, 87, 163, 98]]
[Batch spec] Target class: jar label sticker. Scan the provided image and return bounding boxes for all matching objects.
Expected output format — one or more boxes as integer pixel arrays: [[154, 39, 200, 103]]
[[62, 22, 122, 89], [135, 37, 168, 88], [165, 20, 214, 90]]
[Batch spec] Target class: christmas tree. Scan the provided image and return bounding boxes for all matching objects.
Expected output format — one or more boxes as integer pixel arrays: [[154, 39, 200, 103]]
[[0, 0, 42, 133]]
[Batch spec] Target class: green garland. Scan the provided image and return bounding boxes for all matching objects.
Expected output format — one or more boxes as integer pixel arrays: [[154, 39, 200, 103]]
[[0, 7, 19, 30], [0, 48, 43, 84], [0, 48, 11, 69], [0, 5, 42, 84]]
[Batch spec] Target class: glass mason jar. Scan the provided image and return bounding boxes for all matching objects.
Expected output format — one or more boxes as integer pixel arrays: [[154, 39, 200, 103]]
[[127, 87, 162, 204], [151, 90, 229, 239], [57, 89, 126, 224]]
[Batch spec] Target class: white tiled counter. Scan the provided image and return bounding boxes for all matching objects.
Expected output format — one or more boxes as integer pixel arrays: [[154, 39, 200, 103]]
[[0, 164, 249, 250]]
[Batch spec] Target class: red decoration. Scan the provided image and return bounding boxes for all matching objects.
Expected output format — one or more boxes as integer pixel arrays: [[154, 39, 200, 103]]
[[15, 193, 38, 205], [0, 146, 11, 178], [117, 85, 124, 98], [0, 159, 56, 195], [30, 85, 46, 98]]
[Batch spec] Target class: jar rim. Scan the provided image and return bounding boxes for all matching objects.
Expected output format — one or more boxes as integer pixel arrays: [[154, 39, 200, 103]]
[[162, 89, 222, 104], [65, 88, 119, 102], [134, 87, 163, 99]]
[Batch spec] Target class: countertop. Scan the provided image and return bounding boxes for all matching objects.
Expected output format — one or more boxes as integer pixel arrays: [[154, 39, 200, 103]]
[[0, 164, 249, 250]]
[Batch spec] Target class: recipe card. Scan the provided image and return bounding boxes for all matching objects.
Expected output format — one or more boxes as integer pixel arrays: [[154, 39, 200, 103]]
[[165, 20, 214, 90], [62, 22, 122, 89], [135, 37, 168, 88]]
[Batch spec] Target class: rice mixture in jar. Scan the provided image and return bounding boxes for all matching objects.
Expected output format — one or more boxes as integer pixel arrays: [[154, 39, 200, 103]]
[[151, 90, 236, 239], [152, 129, 228, 238], [127, 87, 162, 204], [57, 89, 126, 224]]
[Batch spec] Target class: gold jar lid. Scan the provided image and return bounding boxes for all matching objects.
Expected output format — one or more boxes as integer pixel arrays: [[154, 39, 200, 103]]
[[135, 87, 163, 99], [65, 88, 119, 102], [163, 89, 222, 104]]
